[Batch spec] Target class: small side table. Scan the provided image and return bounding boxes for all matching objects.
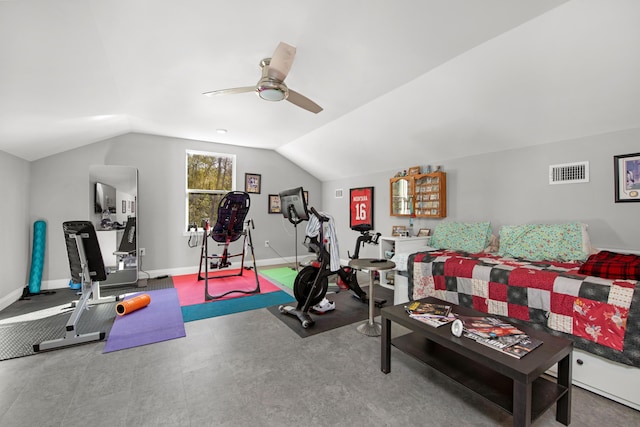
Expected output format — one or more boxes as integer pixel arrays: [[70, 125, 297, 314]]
[[348, 258, 396, 337]]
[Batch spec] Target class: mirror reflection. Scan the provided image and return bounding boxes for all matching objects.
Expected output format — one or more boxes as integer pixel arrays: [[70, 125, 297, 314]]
[[89, 165, 138, 286], [391, 177, 412, 216]]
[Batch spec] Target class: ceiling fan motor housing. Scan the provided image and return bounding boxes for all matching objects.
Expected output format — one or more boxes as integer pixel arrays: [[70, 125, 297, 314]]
[[257, 57, 288, 101], [257, 78, 288, 101]]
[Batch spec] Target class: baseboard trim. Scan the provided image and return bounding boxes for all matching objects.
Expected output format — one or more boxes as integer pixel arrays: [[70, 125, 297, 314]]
[[0, 288, 26, 312], [3, 257, 297, 310]]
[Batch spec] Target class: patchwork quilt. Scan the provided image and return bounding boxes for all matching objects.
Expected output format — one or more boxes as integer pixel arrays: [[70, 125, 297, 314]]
[[408, 250, 640, 367]]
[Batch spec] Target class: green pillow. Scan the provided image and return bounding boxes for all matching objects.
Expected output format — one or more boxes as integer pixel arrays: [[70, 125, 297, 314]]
[[430, 222, 492, 253], [498, 222, 588, 262]]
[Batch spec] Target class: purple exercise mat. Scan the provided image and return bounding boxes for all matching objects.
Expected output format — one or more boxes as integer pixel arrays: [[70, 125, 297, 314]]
[[104, 288, 186, 353]]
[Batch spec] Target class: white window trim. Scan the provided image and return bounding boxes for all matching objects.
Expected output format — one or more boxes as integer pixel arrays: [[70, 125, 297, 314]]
[[185, 149, 236, 234]]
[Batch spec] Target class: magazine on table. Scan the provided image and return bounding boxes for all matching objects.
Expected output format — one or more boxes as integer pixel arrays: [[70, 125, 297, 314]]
[[405, 301, 452, 317], [463, 332, 527, 350], [405, 301, 455, 328], [456, 315, 524, 339], [410, 313, 456, 328], [463, 332, 542, 358], [500, 336, 543, 359]]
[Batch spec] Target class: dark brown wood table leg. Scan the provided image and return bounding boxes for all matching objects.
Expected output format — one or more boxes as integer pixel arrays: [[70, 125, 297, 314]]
[[513, 380, 532, 427], [381, 315, 391, 374], [556, 353, 572, 425]]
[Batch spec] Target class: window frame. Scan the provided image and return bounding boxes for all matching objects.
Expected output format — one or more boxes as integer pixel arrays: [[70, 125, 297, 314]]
[[185, 149, 236, 233]]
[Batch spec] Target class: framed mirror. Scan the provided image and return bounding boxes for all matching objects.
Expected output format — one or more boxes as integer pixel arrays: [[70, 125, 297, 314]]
[[89, 165, 138, 286], [390, 176, 413, 216]]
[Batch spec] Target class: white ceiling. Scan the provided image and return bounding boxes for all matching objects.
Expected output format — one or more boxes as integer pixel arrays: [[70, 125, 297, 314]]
[[1, 0, 639, 181]]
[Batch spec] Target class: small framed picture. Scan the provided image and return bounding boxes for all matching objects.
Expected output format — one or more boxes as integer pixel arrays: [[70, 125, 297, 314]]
[[268, 194, 281, 214], [417, 228, 431, 237], [392, 225, 408, 237], [122, 200, 126, 214], [408, 166, 421, 175], [131, 201, 135, 214], [614, 152, 640, 202], [245, 173, 261, 194]]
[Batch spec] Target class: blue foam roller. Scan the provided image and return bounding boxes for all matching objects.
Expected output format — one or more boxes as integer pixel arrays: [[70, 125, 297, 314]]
[[28, 220, 47, 294]]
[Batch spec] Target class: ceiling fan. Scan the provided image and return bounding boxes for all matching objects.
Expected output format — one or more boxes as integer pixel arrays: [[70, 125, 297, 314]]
[[203, 42, 323, 114]]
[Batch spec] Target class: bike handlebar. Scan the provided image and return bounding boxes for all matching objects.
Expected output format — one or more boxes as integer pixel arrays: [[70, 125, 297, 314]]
[[309, 206, 329, 222]]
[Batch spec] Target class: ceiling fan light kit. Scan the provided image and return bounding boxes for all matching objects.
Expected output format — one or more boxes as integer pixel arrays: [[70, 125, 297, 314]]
[[257, 79, 288, 101], [203, 42, 322, 113]]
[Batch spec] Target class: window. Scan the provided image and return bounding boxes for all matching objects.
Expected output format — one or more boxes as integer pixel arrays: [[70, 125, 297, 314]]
[[186, 150, 236, 231]]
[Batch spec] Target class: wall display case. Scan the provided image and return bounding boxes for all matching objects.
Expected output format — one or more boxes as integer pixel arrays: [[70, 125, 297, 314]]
[[389, 172, 446, 218], [414, 171, 446, 218]]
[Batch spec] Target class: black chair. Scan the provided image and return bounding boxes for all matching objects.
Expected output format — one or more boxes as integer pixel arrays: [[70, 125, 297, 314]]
[[198, 191, 260, 300], [34, 221, 114, 352]]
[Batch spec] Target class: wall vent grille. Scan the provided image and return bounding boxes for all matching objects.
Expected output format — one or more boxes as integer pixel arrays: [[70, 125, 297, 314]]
[[549, 161, 589, 184], [335, 188, 344, 198]]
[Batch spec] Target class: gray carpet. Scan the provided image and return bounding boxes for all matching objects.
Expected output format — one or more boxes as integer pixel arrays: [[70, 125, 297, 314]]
[[2, 304, 639, 426], [0, 276, 173, 361]]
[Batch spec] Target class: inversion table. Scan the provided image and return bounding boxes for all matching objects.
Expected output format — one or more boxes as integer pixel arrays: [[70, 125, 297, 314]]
[[197, 191, 261, 300]]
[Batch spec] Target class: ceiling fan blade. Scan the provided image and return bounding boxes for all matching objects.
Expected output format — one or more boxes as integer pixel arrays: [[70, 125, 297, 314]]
[[202, 86, 255, 97], [287, 89, 323, 114], [268, 42, 296, 81]]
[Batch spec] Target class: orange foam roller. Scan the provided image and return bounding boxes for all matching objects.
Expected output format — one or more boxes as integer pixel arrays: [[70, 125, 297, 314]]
[[115, 293, 151, 316]]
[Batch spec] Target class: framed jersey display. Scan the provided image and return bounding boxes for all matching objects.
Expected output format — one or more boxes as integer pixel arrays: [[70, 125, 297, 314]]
[[350, 187, 374, 231]]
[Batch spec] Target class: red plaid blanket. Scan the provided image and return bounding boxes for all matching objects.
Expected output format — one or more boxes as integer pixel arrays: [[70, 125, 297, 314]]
[[578, 250, 640, 280]]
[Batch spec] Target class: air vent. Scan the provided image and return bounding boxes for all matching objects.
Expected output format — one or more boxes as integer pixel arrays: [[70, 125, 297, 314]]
[[335, 189, 343, 198], [549, 161, 589, 184]]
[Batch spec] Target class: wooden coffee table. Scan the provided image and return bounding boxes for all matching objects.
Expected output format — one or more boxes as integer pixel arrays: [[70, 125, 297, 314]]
[[381, 297, 573, 427]]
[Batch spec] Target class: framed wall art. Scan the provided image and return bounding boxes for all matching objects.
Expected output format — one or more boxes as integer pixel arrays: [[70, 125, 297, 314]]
[[408, 166, 421, 175], [614, 152, 640, 202], [392, 225, 408, 237], [268, 194, 281, 214], [349, 187, 374, 230], [417, 228, 431, 237], [245, 173, 261, 194]]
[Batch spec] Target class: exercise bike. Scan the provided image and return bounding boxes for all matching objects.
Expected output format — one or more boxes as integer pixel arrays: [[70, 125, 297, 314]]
[[279, 206, 385, 328]]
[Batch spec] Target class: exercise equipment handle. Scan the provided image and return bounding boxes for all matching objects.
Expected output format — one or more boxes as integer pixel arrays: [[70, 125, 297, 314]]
[[348, 231, 381, 259], [371, 232, 381, 245], [309, 207, 329, 222]]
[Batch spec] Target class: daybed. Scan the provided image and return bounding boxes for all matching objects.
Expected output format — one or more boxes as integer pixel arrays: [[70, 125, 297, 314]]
[[394, 221, 640, 411]]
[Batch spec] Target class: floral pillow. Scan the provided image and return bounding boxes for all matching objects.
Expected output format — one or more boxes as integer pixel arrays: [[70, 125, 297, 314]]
[[429, 222, 492, 253], [498, 222, 588, 262]]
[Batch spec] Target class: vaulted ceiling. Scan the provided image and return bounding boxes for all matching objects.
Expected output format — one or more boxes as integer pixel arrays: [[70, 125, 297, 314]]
[[1, 1, 639, 181]]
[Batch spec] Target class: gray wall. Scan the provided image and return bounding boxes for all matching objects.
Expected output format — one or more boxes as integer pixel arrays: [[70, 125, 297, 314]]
[[4, 127, 639, 305], [322, 128, 640, 261], [0, 150, 30, 308], [26, 132, 321, 290]]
